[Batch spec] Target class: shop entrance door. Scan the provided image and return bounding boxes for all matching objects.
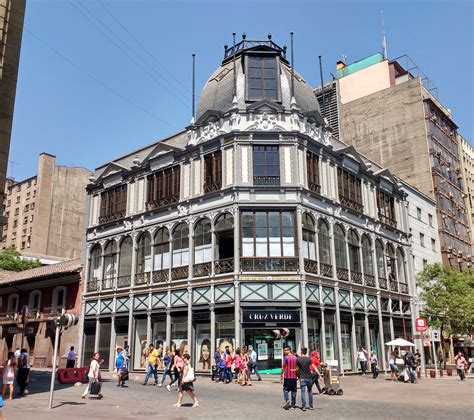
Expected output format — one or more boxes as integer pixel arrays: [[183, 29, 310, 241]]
[[244, 328, 298, 372]]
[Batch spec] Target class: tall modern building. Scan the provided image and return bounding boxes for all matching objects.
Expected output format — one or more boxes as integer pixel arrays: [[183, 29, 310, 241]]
[[315, 54, 472, 270], [80, 36, 418, 374], [458, 134, 474, 254], [1, 153, 92, 260], [0, 0, 26, 228]]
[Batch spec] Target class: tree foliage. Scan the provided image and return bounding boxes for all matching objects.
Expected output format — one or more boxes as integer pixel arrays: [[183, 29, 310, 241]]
[[0, 247, 42, 272], [417, 263, 474, 337]]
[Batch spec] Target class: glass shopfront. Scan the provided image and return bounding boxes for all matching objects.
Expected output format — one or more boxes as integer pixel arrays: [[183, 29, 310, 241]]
[[133, 317, 147, 370], [216, 320, 235, 354], [83, 319, 96, 363], [152, 318, 166, 357], [171, 320, 188, 355], [324, 318, 336, 362], [340, 323, 352, 371], [98, 319, 112, 370], [308, 317, 321, 354], [195, 324, 211, 371]]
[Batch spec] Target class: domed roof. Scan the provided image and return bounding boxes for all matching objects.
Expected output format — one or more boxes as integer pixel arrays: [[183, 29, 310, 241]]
[[196, 39, 322, 124]]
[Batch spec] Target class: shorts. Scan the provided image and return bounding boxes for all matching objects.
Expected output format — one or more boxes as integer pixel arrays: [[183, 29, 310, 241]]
[[390, 364, 398, 373], [181, 382, 194, 392], [283, 378, 297, 392]]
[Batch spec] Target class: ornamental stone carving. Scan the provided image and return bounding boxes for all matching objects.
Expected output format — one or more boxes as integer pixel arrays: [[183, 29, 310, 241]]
[[123, 220, 133, 231], [177, 204, 189, 216]]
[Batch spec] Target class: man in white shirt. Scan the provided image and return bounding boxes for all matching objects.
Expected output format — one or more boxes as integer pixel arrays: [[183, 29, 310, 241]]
[[248, 345, 262, 381], [14, 347, 20, 358], [17, 348, 31, 396], [66, 346, 77, 368], [357, 347, 368, 375]]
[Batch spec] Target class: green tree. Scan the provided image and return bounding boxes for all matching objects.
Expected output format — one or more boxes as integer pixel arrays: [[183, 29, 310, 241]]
[[417, 263, 474, 342], [0, 246, 41, 272]]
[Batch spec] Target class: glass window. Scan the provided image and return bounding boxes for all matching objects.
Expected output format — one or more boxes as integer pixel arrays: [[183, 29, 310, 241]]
[[241, 211, 295, 257], [136, 233, 152, 273], [334, 224, 347, 269], [146, 165, 180, 209], [247, 56, 278, 100], [103, 241, 117, 287], [302, 213, 316, 260], [348, 230, 361, 273], [119, 236, 133, 278], [318, 219, 331, 265], [153, 228, 170, 270], [361, 235, 373, 275], [396, 248, 406, 284], [29, 290, 41, 312], [89, 245, 102, 283], [416, 207, 422, 220], [172, 223, 189, 267], [194, 218, 212, 263], [337, 168, 363, 212], [306, 152, 320, 193], [253, 145, 280, 185], [386, 244, 396, 281], [133, 318, 148, 370], [196, 324, 211, 371], [377, 190, 396, 226], [375, 240, 385, 280], [204, 152, 222, 193], [419, 233, 425, 247], [99, 184, 127, 222]]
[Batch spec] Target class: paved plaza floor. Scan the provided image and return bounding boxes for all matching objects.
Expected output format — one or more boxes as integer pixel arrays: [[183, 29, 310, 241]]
[[1, 369, 472, 420]]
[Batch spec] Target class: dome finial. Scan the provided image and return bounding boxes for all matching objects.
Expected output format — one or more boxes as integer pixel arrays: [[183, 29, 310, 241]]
[[242, 32, 246, 40], [268, 33, 272, 40]]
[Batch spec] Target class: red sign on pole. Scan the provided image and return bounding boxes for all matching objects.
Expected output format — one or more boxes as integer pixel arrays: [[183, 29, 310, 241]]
[[416, 317, 427, 332]]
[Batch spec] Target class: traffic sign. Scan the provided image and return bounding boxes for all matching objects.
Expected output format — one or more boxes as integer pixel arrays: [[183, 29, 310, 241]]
[[415, 317, 427, 332], [431, 329, 441, 342]]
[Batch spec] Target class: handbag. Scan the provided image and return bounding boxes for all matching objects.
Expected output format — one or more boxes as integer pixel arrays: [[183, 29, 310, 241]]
[[122, 368, 129, 381], [90, 380, 101, 395], [182, 366, 195, 383]]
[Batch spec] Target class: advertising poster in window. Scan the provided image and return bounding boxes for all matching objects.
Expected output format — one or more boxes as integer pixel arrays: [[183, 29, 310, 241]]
[[273, 340, 283, 360], [170, 339, 188, 356], [258, 342, 268, 360], [196, 338, 211, 371], [217, 338, 234, 355]]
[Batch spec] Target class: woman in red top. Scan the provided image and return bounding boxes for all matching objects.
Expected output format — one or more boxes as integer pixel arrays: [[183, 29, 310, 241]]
[[224, 348, 233, 384], [310, 351, 323, 394]]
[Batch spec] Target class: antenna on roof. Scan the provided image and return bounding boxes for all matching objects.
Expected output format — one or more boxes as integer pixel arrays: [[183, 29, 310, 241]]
[[318, 55, 326, 120], [290, 32, 295, 98], [232, 32, 237, 99], [381, 10, 388, 60], [191, 54, 196, 123]]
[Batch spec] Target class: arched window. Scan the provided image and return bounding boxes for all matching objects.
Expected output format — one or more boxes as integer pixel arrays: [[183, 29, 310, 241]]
[[194, 218, 212, 263], [7, 293, 19, 315], [136, 232, 152, 274], [318, 219, 331, 266], [52, 286, 67, 308], [118, 236, 133, 286], [153, 228, 170, 270], [396, 248, 406, 284], [29, 290, 41, 313], [361, 235, 373, 276], [302, 213, 316, 261], [103, 240, 117, 288], [172, 223, 189, 267], [215, 213, 234, 267], [334, 224, 347, 269], [375, 240, 386, 285], [89, 245, 102, 284], [348, 230, 361, 274], [386, 244, 397, 282]]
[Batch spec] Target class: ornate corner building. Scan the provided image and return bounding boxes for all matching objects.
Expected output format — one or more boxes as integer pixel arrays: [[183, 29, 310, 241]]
[[79, 37, 417, 374]]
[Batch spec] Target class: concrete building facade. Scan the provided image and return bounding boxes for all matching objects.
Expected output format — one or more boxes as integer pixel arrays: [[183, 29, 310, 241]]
[[0, 259, 83, 367], [315, 54, 472, 270], [0, 0, 26, 228], [458, 134, 474, 255], [1, 153, 92, 260], [80, 37, 417, 374]]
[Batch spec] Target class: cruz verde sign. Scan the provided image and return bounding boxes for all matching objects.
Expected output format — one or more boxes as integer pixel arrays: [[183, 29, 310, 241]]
[[242, 309, 301, 325]]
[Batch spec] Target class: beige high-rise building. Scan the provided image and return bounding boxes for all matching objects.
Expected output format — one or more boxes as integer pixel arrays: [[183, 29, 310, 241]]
[[1, 153, 92, 260], [458, 134, 474, 254], [315, 54, 472, 269], [0, 0, 26, 228]]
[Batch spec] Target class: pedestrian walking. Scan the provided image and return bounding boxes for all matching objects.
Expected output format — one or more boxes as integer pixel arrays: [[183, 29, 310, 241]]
[[309, 350, 323, 394], [173, 354, 199, 408], [142, 344, 159, 386], [13, 348, 20, 359], [248, 345, 262, 381], [158, 347, 174, 387], [167, 349, 184, 391], [124, 344, 131, 369], [66, 346, 77, 369], [234, 348, 242, 384], [454, 352, 467, 381], [389, 350, 399, 381], [414, 349, 421, 382], [241, 347, 251, 386], [211, 349, 221, 382], [280, 346, 297, 410], [224, 347, 233, 384], [296, 347, 315, 411], [404, 350, 416, 383], [370, 352, 379, 379], [16, 349, 30, 397], [115, 346, 127, 387], [82, 352, 104, 399], [357, 347, 368, 375], [2, 352, 16, 400]]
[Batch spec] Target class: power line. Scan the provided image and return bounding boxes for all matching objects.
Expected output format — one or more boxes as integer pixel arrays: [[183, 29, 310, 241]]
[[23, 27, 179, 130], [96, 0, 190, 98], [70, 0, 190, 109]]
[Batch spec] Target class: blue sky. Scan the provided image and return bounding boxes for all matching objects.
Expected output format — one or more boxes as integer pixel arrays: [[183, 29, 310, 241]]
[[8, 0, 473, 180]]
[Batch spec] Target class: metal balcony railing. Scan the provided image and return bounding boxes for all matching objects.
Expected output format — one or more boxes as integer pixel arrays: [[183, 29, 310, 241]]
[[135, 272, 151, 285], [336, 267, 349, 281], [389, 279, 399, 292], [241, 257, 298, 272], [214, 258, 234, 275], [152, 269, 169, 283], [87, 280, 99, 292], [379, 277, 388, 290], [304, 259, 318, 274], [320, 262, 333, 278], [351, 271, 363, 284], [253, 176, 280, 186], [171, 266, 188, 281], [364, 274, 376, 287], [193, 262, 212, 277], [117, 275, 131, 288]]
